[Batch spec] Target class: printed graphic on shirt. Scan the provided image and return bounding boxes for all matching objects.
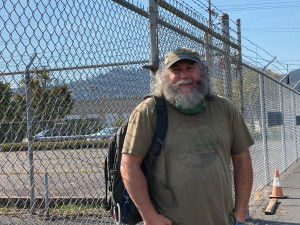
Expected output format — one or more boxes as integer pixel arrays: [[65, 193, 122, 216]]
[[172, 121, 219, 168]]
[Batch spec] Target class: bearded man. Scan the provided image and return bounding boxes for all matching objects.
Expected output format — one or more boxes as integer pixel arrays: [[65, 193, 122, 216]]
[[121, 47, 254, 225]]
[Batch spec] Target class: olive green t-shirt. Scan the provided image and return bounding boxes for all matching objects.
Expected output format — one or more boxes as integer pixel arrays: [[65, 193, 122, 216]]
[[122, 95, 254, 225]]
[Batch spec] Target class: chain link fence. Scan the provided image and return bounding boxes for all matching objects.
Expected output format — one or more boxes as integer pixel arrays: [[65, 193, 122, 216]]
[[1, 0, 299, 224]]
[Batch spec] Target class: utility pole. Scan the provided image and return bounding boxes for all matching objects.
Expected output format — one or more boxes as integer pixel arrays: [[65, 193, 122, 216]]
[[204, 0, 212, 73], [221, 13, 232, 100], [287, 64, 290, 84], [208, 0, 212, 29]]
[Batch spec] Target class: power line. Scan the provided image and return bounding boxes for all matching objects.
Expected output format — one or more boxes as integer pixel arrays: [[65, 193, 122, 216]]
[[243, 28, 300, 30], [214, 1, 300, 11], [187, 0, 293, 72], [242, 29, 300, 33], [216, 1, 300, 7], [218, 0, 300, 7], [279, 60, 300, 62]]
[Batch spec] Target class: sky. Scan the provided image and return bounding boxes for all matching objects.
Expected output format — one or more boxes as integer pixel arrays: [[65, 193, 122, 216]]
[[187, 0, 300, 74], [1, 0, 299, 78]]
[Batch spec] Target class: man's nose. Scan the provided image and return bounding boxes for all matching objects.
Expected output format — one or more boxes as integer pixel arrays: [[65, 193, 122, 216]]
[[179, 70, 190, 79]]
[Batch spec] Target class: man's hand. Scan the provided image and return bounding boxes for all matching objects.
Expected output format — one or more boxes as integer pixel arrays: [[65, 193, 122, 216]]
[[144, 213, 172, 225], [121, 153, 172, 224]]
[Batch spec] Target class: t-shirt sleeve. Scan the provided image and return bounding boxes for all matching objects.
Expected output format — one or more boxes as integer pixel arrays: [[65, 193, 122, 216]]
[[122, 98, 156, 158], [229, 103, 254, 155]]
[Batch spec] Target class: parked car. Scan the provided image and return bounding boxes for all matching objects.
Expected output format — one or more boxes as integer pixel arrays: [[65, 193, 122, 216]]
[[87, 127, 118, 140], [22, 129, 71, 142], [36, 129, 71, 137]]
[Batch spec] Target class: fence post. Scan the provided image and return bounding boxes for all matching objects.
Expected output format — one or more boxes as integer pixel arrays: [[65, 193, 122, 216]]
[[293, 93, 298, 160], [221, 13, 232, 100], [280, 86, 287, 169], [259, 74, 269, 185], [204, 33, 209, 65], [204, 31, 214, 79], [204, 0, 212, 75], [10, 122, 13, 143], [44, 171, 50, 218], [145, 0, 159, 92], [237, 20, 250, 219], [25, 54, 37, 214], [236, 19, 244, 117]]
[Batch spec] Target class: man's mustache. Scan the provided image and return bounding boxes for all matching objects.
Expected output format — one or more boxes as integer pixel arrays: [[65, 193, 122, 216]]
[[173, 79, 193, 88]]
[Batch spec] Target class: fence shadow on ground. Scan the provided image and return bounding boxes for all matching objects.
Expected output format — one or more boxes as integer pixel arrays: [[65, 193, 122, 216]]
[[246, 219, 300, 225]]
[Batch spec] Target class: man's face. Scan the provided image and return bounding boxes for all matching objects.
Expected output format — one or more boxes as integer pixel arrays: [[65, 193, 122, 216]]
[[167, 60, 202, 95]]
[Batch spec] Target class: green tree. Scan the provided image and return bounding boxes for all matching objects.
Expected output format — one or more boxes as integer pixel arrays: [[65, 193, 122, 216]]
[[264, 69, 281, 79], [14, 68, 74, 122], [213, 71, 241, 108], [0, 81, 20, 121], [0, 81, 23, 143], [114, 117, 126, 127]]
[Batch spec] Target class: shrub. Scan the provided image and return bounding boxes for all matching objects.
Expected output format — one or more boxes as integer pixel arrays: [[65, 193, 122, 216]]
[[0, 139, 110, 152]]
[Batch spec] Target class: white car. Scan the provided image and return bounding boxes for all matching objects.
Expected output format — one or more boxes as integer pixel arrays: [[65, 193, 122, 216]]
[[22, 129, 71, 142], [87, 127, 118, 140]]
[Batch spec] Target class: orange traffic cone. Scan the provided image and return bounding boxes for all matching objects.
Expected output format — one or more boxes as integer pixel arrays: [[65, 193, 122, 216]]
[[269, 169, 287, 199]]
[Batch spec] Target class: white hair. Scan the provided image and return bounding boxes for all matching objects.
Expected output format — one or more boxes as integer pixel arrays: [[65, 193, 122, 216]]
[[152, 62, 215, 109]]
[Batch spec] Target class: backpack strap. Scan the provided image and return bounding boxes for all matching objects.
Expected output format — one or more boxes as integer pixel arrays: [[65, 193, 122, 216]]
[[144, 95, 168, 186], [120, 95, 167, 223]]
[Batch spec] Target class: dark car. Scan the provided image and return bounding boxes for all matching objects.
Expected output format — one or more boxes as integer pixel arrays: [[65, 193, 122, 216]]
[[35, 129, 71, 137]]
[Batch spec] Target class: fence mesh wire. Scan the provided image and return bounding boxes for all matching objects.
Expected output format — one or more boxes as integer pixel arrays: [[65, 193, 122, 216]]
[[1, 0, 299, 224]]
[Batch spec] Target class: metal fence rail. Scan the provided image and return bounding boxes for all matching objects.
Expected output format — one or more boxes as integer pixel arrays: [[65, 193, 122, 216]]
[[1, 0, 299, 224]]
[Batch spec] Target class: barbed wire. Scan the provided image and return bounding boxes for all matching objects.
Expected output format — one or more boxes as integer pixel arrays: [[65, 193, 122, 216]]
[[177, 0, 289, 75]]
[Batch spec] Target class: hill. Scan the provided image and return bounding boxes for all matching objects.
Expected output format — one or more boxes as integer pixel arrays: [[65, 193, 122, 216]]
[[289, 68, 300, 91], [67, 67, 150, 100], [279, 68, 300, 92]]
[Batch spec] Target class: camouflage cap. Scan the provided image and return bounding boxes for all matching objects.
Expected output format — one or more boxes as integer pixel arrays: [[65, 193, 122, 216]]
[[164, 47, 202, 69]]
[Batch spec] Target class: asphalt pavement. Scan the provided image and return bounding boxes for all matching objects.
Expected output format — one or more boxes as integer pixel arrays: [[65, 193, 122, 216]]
[[1, 150, 299, 225], [247, 159, 300, 225]]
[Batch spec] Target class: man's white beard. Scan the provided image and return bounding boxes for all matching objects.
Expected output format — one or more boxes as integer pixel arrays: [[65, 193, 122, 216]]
[[163, 78, 208, 109]]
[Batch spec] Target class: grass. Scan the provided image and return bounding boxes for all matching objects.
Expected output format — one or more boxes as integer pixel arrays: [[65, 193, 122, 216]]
[[0, 206, 30, 217], [0, 168, 100, 176], [0, 139, 110, 152], [0, 204, 111, 218]]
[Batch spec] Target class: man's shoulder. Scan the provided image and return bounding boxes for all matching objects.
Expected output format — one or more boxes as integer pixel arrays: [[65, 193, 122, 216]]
[[210, 95, 233, 105], [133, 95, 159, 113], [208, 95, 239, 112]]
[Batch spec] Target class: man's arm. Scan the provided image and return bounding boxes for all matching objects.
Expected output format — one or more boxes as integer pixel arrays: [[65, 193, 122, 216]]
[[120, 153, 172, 225], [232, 149, 253, 223]]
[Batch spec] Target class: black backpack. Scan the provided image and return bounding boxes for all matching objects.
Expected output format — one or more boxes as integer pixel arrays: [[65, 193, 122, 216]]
[[103, 95, 168, 224]]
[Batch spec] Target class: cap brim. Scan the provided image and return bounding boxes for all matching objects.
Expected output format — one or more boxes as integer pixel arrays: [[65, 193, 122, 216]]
[[165, 56, 201, 69]]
